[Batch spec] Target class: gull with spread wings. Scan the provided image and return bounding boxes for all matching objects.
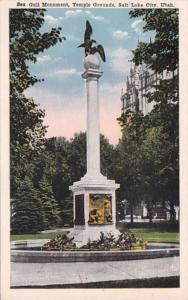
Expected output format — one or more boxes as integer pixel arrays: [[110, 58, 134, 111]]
[[78, 20, 106, 62]]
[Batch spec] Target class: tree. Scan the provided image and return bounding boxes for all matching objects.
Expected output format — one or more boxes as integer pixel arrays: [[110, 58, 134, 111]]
[[11, 177, 45, 234], [129, 9, 178, 73], [11, 131, 121, 229], [26, 137, 72, 226], [10, 95, 47, 197], [10, 9, 65, 197], [46, 133, 118, 226], [52, 144, 73, 225], [128, 9, 178, 143], [10, 9, 65, 95], [117, 112, 145, 223], [31, 142, 57, 189], [67, 132, 87, 183], [118, 9, 179, 222], [100, 134, 118, 180], [10, 9, 63, 152], [139, 127, 167, 222], [38, 176, 60, 229], [66, 132, 118, 183]]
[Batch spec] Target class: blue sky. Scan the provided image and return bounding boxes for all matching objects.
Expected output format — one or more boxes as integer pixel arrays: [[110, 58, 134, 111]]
[[25, 8, 153, 144]]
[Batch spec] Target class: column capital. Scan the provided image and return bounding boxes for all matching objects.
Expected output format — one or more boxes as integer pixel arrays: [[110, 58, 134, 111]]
[[82, 68, 103, 80]]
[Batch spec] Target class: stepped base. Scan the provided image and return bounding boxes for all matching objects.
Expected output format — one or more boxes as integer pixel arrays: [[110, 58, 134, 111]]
[[69, 174, 120, 247], [68, 225, 120, 247]]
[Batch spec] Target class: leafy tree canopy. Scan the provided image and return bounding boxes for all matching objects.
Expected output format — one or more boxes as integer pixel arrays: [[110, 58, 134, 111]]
[[10, 9, 65, 95], [10, 9, 65, 198], [117, 9, 179, 222], [11, 177, 45, 234], [129, 9, 178, 73]]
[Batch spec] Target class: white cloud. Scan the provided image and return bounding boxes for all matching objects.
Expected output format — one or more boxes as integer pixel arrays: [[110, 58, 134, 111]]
[[109, 48, 132, 74], [44, 11, 108, 27], [64, 9, 83, 18], [91, 15, 106, 22], [87, 10, 107, 23], [44, 15, 63, 25], [37, 55, 51, 63], [131, 19, 143, 35], [54, 68, 82, 77], [41, 68, 82, 79], [113, 30, 128, 40], [36, 55, 63, 64], [64, 9, 107, 23]]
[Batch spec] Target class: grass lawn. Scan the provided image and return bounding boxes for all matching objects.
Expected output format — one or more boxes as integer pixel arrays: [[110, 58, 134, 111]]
[[11, 224, 179, 244], [117, 223, 179, 243], [11, 230, 69, 241]]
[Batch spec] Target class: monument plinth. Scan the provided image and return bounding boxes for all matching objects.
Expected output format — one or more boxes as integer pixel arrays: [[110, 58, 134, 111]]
[[69, 54, 120, 246]]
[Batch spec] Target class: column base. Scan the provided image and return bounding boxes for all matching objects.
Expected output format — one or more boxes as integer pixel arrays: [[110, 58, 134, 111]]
[[69, 175, 120, 247], [69, 225, 120, 248]]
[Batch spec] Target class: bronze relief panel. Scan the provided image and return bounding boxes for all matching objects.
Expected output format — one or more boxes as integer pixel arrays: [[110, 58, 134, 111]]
[[89, 194, 112, 225]]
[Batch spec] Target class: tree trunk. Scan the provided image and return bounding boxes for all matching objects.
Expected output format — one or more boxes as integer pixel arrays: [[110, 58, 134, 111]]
[[130, 205, 134, 224], [170, 202, 176, 222], [149, 213, 153, 224], [147, 205, 153, 224]]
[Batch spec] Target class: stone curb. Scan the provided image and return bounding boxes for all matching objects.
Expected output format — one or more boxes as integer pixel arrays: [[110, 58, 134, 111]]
[[11, 239, 50, 249], [11, 248, 179, 263]]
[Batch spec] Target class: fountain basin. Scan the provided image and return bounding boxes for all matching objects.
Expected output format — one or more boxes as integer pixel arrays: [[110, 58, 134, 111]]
[[11, 240, 179, 263]]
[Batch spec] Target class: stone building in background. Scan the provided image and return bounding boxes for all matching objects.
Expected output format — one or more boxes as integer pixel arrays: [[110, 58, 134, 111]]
[[120, 63, 174, 115], [119, 63, 179, 222]]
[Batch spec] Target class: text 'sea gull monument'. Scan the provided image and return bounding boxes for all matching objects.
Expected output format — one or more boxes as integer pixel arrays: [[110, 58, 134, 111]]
[[69, 20, 120, 246]]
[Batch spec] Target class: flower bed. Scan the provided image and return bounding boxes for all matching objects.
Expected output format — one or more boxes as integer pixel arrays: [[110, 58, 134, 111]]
[[41, 231, 147, 251]]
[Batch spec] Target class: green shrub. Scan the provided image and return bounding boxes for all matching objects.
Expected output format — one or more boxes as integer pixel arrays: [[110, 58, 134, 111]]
[[42, 231, 146, 251], [42, 233, 76, 251]]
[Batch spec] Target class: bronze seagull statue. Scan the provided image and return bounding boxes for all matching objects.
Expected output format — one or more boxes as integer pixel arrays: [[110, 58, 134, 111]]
[[78, 20, 106, 62]]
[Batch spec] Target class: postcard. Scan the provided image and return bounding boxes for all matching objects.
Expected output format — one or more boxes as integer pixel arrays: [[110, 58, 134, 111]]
[[0, 0, 188, 299]]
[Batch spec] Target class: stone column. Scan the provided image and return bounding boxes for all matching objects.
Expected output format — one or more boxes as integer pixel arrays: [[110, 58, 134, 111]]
[[82, 58, 102, 179], [69, 54, 120, 246]]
